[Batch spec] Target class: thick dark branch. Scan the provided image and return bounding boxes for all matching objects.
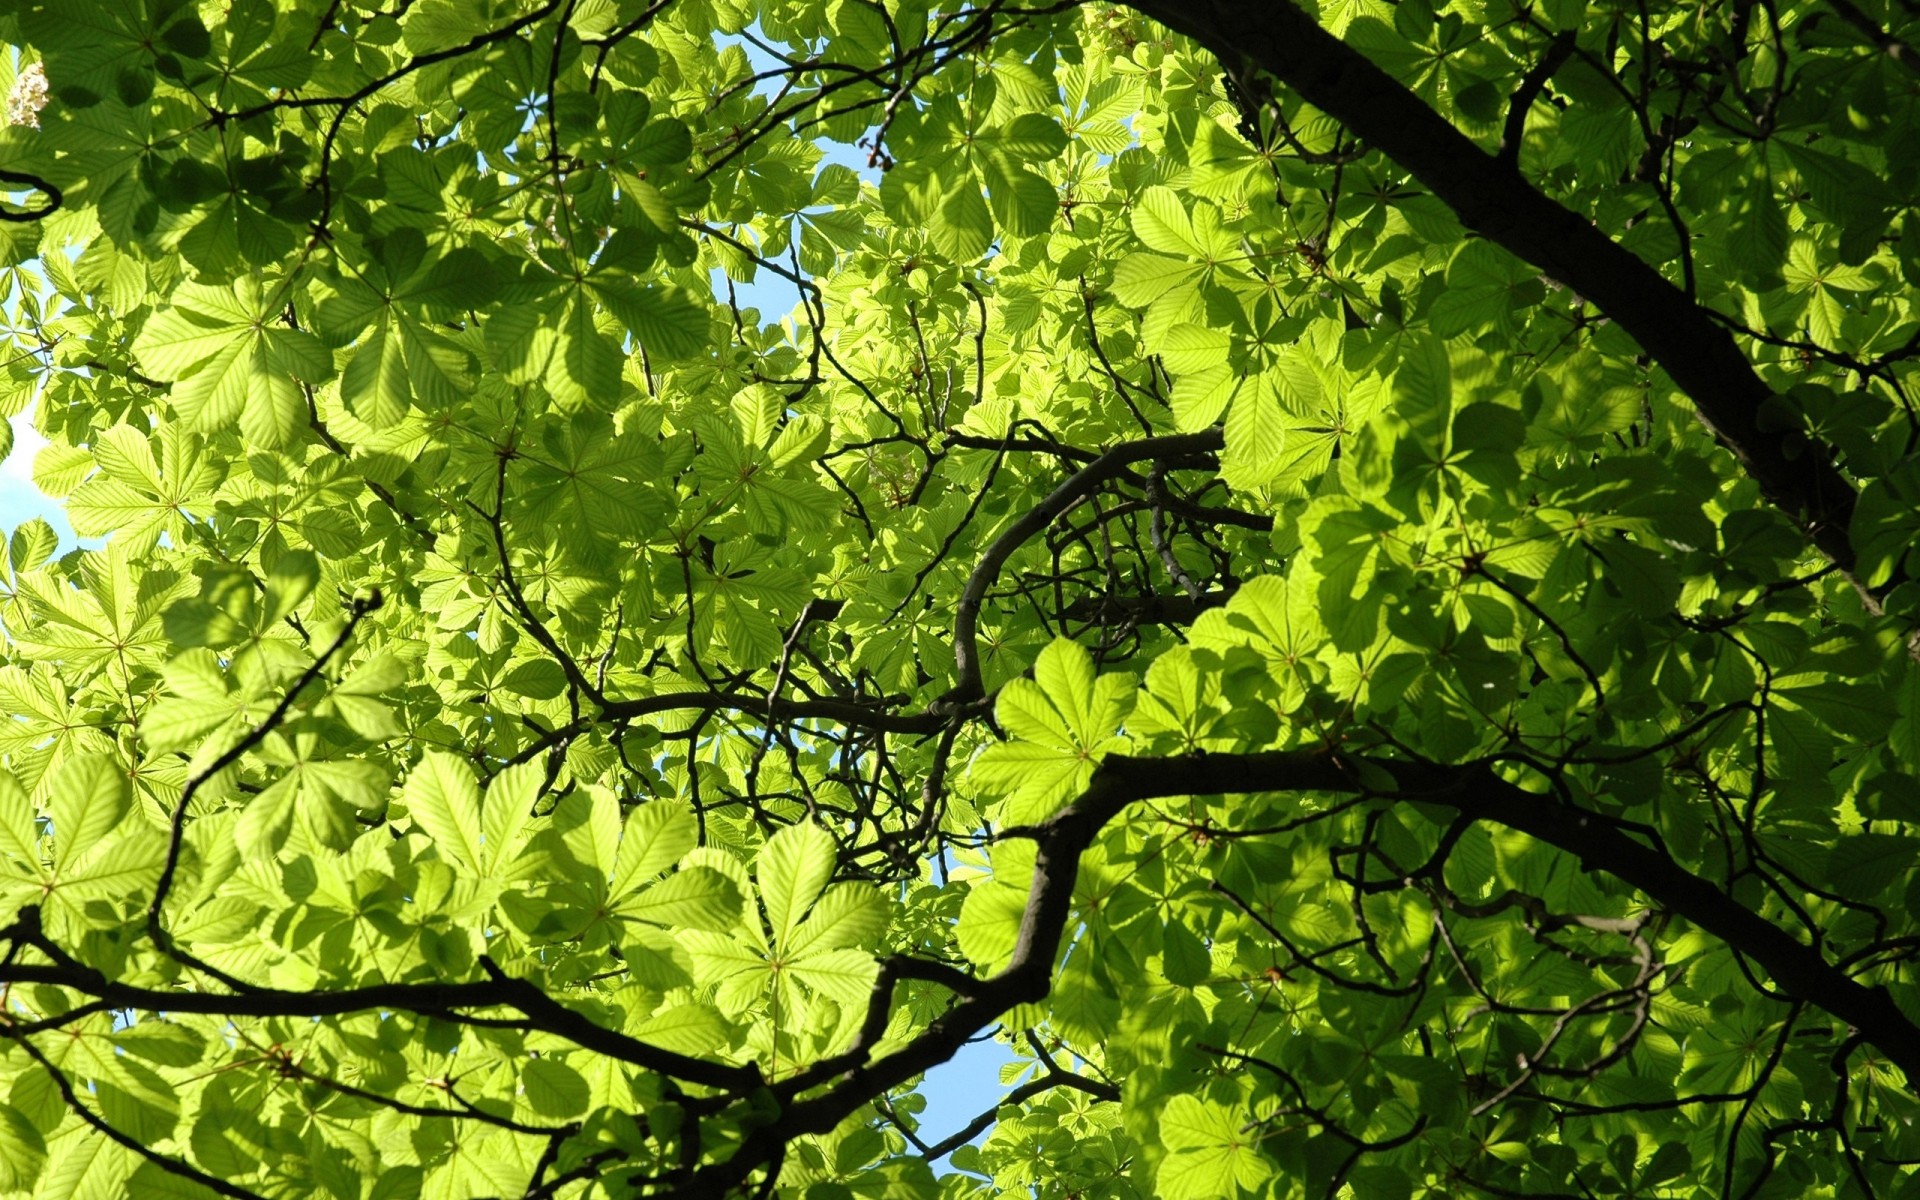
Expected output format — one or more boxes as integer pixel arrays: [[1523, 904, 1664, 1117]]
[[1123, 0, 1872, 586], [0, 167, 62, 221], [1060, 589, 1231, 627], [598, 688, 956, 734], [679, 746, 1920, 1194]]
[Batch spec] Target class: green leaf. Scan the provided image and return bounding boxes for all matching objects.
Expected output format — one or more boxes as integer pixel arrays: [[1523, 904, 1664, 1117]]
[[976, 639, 1133, 822], [47, 754, 130, 874], [786, 946, 877, 1006], [757, 822, 837, 951], [235, 777, 299, 860], [786, 884, 888, 958], [1726, 171, 1789, 282], [1042, 639, 1132, 748], [0, 1105, 46, 1193], [521, 1058, 590, 1118], [1827, 834, 1916, 902], [6, 9, 1920, 1197], [956, 877, 1028, 971], [591, 278, 710, 360], [610, 802, 698, 896], [405, 752, 486, 876], [1221, 374, 1287, 488], [1112, 253, 1203, 308], [1133, 186, 1200, 256], [10, 519, 59, 575], [0, 770, 42, 877], [615, 866, 741, 931], [341, 316, 412, 428], [1156, 1095, 1270, 1199], [1158, 323, 1231, 375]]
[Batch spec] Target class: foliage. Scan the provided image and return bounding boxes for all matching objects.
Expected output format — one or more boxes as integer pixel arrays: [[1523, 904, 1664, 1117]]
[[0, 0, 1914, 1197]]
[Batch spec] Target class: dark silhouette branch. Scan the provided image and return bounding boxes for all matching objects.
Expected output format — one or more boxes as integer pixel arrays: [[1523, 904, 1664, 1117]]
[[918, 1069, 1119, 1160], [1817, 0, 1920, 77], [3, 1028, 270, 1200], [671, 746, 1920, 1194], [0, 167, 60, 221], [944, 429, 1225, 704], [1060, 588, 1232, 627], [147, 591, 384, 989], [1123, 0, 1876, 588]]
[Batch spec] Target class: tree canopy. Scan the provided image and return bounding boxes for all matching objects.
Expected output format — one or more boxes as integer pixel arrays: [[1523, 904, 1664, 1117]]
[[0, 0, 1916, 1196]]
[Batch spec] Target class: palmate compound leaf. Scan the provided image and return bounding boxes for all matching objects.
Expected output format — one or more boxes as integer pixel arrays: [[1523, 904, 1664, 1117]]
[[504, 788, 741, 943], [683, 823, 888, 1039], [972, 638, 1134, 823], [1128, 644, 1278, 752], [403, 751, 487, 878], [66, 423, 221, 548], [248, 730, 395, 856], [129, 277, 331, 449], [0, 752, 151, 931], [1132, 186, 1237, 259], [1156, 1094, 1274, 1200], [8, 542, 180, 685], [607, 802, 738, 932]]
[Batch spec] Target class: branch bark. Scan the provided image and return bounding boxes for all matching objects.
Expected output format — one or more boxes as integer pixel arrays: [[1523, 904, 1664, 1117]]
[[1122, 0, 1872, 586], [677, 747, 1920, 1195], [14, 739, 1913, 1195]]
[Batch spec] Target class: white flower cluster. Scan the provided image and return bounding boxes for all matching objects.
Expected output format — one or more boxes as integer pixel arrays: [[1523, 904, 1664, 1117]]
[[6, 62, 48, 128]]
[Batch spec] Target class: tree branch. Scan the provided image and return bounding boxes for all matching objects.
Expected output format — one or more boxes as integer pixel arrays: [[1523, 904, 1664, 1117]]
[[1818, 0, 1920, 77], [0, 167, 61, 221], [147, 592, 383, 989], [1123, 0, 1875, 588], [1498, 30, 1577, 166], [918, 1069, 1118, 1160], [674, 746, 1920, 1193], [944, 429, 1225, 704]]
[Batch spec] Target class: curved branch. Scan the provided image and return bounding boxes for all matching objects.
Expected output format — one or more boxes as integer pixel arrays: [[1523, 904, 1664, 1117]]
[[0, 167, 61, 222], [1498, 31, 1577, 166], [1818, 0, 1920, 77], [676, 745, 1920, 1193], [2, 1032, 267, 1200], [944, 429, 1225, 704], [147, 592, 383, 989], [919, 1069, 1118, 1160]]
